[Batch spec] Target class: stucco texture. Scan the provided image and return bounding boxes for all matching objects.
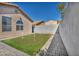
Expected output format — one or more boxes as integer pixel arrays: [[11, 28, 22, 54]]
[[0, 14, 32, 39]]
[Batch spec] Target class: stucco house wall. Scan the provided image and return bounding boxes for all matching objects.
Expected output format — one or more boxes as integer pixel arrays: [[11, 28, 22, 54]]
[[34, 24, 59, 34], [34, 20, 59, 34], [0, 3, 32, 39]]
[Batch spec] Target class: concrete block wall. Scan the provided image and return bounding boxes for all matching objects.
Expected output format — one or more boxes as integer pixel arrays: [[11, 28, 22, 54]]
[[59, 2, 79, 55]]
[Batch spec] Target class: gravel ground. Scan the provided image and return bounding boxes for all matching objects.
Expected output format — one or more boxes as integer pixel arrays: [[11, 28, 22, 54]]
[[45, 28, 68, 56]]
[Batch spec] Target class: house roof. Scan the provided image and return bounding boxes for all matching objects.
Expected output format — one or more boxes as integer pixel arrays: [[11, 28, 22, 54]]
[[57, 20, 63, 24], [0, 2, 33, 22], [46, 20, 63, 24], [32, 21, 44, 26], [46, 20, 58, 24]]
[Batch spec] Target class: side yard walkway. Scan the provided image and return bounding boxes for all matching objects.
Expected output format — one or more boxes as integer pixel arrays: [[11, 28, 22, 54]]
[[0, 42, 28, 56]]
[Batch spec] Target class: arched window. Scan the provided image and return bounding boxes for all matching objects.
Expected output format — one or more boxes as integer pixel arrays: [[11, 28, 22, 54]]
[[16, 19, 23, 31]]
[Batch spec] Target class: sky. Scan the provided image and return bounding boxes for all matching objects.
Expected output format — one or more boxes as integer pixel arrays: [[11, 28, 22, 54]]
[[12, 2, 61, 22]]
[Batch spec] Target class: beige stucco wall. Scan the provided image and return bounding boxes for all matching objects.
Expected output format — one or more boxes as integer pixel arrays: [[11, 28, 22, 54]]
[[0, 14, 32, 39], [34, 24, 59, 34], [0, 4, 19, 14]]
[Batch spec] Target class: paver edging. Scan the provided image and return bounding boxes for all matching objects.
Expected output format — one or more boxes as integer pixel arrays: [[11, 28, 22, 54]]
[[36, 34, 54, 56], [36, 24, 59, 56], [0, 41, 29, 56]]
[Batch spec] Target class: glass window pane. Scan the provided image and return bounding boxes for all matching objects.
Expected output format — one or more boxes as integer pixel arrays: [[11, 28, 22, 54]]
[[16, 19, 23, 31], [21, 26, 23, 30], [2, 16, 11, 32]]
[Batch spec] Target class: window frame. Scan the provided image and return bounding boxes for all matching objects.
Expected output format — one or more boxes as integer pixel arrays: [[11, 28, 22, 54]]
[[16, 19, 24, 31], [2, 16, 12, 32]]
